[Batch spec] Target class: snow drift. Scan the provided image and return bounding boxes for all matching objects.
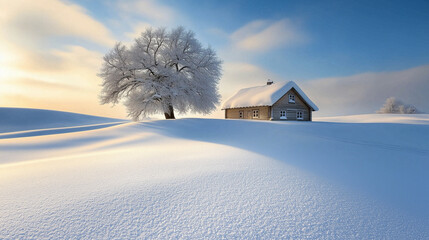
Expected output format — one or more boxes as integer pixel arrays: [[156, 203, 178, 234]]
[[0, 108, 428, 239], [0, 107, 124, 133]]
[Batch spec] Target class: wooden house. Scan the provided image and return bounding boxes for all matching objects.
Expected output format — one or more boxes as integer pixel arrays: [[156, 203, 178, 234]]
[[222, 80, 318, 121]]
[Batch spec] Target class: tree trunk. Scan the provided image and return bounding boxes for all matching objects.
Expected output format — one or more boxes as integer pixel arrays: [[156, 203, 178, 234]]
[[164, 105, 175, 119]]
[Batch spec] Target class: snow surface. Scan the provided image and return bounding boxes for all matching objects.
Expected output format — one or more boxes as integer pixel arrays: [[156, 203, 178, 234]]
[[1, 109, 428, 239], [0, 107, 125, 133], [222, 81, 319, 110], [316, 113, 429, 124]]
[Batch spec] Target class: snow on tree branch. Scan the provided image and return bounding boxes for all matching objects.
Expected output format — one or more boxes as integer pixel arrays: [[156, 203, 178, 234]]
[[377, 97, 419, 114], [99, 26, 222, 120]]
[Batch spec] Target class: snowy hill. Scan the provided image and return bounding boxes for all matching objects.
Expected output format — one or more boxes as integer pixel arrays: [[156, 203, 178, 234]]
[[0, 107, 124, 133], [0, 108, 127, 140], [0, 109, 428, 239]]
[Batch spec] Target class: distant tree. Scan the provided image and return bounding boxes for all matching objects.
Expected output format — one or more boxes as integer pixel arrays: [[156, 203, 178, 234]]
[[377, 97, 419, 114], [99, 26, 222, 120]]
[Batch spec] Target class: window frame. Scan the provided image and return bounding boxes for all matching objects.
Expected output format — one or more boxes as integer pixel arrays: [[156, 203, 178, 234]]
[[252, 109, 259, 118], [280, 110, 287, 119], [296, 111, 303, 120], [239, 110, 244, 118], [288, 94, 295, 103]]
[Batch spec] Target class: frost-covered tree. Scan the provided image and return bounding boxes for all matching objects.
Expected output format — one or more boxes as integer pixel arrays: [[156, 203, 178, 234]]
[[99, 27, 222, 120], [377, 97, 419, 114]]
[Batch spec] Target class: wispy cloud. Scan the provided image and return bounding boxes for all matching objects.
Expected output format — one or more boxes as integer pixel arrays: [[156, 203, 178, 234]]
[[1, 0, 115, 47], [220, 62, 282, 99], [230, 19, 306, 52], [8, 78, 82, 91], [0, 0, 128, 118], [0, 44, 128, 118], [124, 22, 153, 41], [0, 0, 116, 79], [116, 0, 178, 25]]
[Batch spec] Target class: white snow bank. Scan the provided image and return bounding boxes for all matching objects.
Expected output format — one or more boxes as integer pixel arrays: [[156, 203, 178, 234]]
[[315, 113, 429, 124], [222, 81, 319, 110], [0, 122, 125, 139], [0, 107, 124, 133], [0, 110, 428, 239]]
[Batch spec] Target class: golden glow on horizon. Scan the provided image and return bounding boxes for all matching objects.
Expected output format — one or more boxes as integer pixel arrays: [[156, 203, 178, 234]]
[[0, 66, 13, 80], [0, 49, 14, 78], [0, 49, 20, 98], [0, 43, 22, 83]]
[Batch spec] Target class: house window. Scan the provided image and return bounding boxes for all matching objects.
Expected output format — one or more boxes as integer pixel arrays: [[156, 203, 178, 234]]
[[289, 94, 295, 103], [297, 111, 303, 120], [280, 110, 287, 119], [253, 109, 259, 118], [239, 111, 244, 118]]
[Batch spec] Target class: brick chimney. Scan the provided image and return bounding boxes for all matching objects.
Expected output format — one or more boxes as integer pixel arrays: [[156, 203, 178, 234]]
[[267, 79, 273, 85]]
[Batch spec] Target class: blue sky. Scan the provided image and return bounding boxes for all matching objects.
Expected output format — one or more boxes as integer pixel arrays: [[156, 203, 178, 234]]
[[218, 0, 428, 78], [76, 0, 429, 79], [1, 0, 428, 118]]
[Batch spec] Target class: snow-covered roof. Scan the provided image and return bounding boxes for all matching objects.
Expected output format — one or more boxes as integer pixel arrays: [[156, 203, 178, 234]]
[[222, 81, 319, 111]]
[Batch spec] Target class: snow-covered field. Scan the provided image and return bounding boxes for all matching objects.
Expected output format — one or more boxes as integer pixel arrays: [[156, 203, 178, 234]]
[[315, 113, 429, 125], [1, 108, 428, 239]]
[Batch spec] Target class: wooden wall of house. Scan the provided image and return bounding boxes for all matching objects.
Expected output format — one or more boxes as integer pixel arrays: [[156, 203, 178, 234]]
[[271, 88, 311, 121], [225, 106, 271, 120]]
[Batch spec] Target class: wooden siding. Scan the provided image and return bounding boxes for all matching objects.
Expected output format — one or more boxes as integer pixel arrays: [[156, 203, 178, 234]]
[[271, 88, 311, 121], [225, 106, 271, 120]]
